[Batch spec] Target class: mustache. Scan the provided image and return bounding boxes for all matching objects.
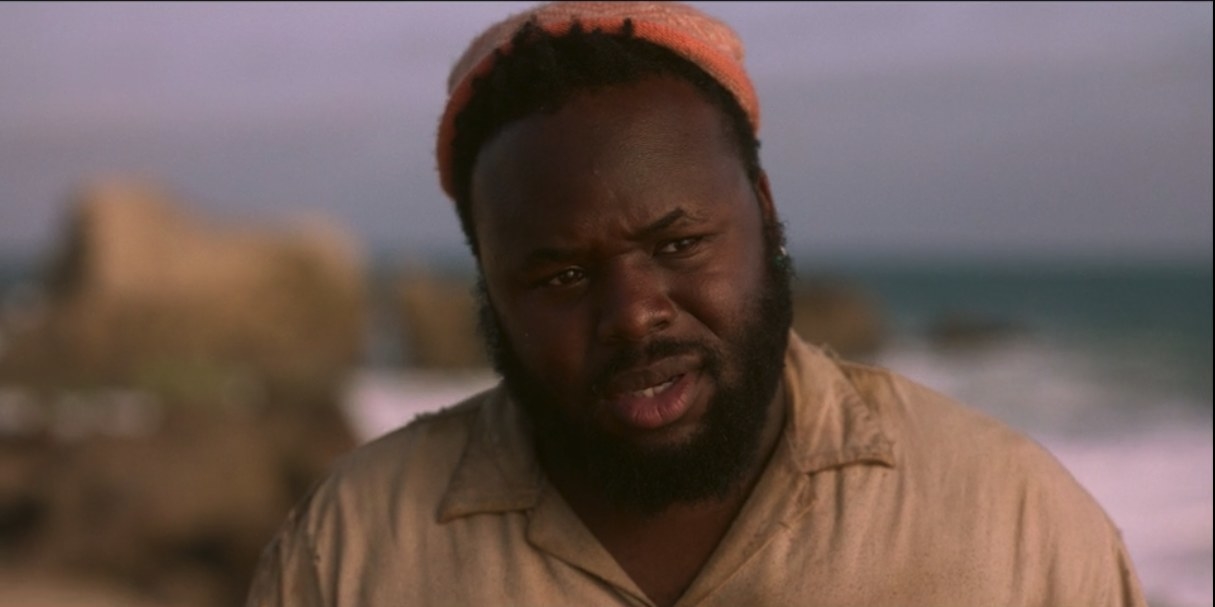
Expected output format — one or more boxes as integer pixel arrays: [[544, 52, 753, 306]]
[[590, 339, 722, 396]]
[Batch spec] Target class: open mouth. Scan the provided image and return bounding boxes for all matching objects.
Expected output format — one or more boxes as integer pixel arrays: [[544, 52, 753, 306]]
[[629, 375, 680, 399], [604, 371, 697, 431]]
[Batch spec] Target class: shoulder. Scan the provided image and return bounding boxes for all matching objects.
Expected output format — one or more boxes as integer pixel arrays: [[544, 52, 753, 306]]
[[340, 393, 487, 481], [817, 354, 1117, 532], [247, 388, 503, 606], [834, 358, 1067, 479], [818, 356, 1144, 603], [828, 358, 1143, 602], [289, 387, 498, 541]]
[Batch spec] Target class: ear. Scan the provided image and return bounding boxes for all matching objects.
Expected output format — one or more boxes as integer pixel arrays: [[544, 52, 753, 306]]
[[753, 169, 777, 225]]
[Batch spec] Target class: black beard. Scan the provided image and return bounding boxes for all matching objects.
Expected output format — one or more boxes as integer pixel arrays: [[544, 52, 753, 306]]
[[476, 223, 793, 516]]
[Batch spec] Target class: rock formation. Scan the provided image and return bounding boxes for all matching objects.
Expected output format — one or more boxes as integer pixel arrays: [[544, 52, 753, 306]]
[[0, 177, 365, 606], [1, 178, 366, 399], [395, 269, 487, 369], [927, 311, 1027, 349], [791, 277, 886, 360]]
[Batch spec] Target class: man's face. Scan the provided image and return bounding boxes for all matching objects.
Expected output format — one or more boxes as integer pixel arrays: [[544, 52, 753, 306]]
[[470, 76, 791, 514]]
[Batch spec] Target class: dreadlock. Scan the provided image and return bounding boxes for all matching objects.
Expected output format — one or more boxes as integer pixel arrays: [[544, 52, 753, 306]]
[[449, 18, 764, 258]]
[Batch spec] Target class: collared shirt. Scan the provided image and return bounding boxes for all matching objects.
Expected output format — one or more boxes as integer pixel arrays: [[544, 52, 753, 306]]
[[247, 333, 1146, 606]]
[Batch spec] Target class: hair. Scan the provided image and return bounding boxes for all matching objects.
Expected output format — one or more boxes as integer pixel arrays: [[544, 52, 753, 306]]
[[449, 18, 764, 258]]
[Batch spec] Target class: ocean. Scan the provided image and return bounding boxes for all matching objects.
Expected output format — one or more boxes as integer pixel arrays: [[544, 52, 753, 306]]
[[3, 257, 1211, 605]]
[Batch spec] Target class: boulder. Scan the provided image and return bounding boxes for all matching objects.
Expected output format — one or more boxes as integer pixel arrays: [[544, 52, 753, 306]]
[[395, 269, 488, 369], [791, 277, 886, 360], [927, 311, 1027, 349], [0, 568, 162, 607], [0, 436, 49, 555], [29, 411, 289, 606], [5, 401, 356, 607], [0, 177, 365, 607], [0, 177, 367, 398]]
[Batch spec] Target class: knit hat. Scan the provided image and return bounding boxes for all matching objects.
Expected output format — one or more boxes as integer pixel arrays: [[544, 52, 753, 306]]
[[435, 1, 759, 201]]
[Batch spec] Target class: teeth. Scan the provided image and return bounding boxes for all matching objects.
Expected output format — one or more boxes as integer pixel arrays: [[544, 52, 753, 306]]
[[633, 377, 676, 399]]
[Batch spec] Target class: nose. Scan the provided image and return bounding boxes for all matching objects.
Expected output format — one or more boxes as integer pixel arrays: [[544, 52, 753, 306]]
[[595, 260, 676, 343]]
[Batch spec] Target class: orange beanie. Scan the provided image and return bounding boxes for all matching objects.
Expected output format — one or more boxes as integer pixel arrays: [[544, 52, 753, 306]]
[[435, 1, 759, 201]]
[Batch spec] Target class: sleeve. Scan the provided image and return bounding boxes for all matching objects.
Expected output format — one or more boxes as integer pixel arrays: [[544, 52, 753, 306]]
[[1104, 525, 1147, 607], [245, 499, 328, 607], [1030, 455, 1148, 607]]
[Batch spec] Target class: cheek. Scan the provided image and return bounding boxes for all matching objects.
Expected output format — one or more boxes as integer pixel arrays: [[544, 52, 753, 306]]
[[677, 280, 754, 344], [499, 294, 593, 385], [675, 235, 767, 336]]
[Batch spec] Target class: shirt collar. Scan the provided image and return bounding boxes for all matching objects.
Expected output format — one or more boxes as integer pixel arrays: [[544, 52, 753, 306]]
[[780, 333, 897, 475], [437, 385, 544, 522], [437, 331, 896, 522]]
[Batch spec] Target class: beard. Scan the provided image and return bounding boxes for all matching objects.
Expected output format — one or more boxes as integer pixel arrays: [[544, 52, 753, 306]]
[[477, 221, 794, 516]]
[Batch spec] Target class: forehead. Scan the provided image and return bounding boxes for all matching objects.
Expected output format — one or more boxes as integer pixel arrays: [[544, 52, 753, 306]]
[[470, 77, 751, 256]]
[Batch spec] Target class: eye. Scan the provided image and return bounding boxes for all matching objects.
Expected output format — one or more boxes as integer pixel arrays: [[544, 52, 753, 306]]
[[544, 267, 586, 288], [657, 236, 703, 256]]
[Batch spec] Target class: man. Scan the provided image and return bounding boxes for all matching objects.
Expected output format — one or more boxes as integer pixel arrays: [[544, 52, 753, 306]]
[[248, 3, 1145, 606]]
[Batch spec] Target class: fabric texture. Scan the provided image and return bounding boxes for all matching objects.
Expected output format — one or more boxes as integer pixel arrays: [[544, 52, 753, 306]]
[[247, 332, 1146, 607], [434, 1, 760, 201]]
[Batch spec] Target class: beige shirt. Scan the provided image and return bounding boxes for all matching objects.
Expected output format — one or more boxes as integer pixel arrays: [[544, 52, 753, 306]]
[[247, 334, 1145, 606]]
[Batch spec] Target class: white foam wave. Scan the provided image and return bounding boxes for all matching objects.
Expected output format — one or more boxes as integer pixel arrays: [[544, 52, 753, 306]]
[[342, 369, 498, 442], [1040, 426, 1213, 607], [875, 336, 1209, 436]]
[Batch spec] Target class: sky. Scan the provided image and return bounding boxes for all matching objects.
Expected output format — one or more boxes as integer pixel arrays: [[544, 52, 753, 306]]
[[0, 1, 1211, 266]]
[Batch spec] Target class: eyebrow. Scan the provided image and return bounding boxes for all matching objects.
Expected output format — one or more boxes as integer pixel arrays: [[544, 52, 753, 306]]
[[523, 208, 691, 265], [636, 208, 689, 240]]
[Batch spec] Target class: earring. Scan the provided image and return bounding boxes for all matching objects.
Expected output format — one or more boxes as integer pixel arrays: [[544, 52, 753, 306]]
[[772, 245, 792, 272]]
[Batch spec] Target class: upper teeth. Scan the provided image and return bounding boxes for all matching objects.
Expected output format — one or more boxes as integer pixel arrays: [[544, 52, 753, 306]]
[[634, 378, 676, 398]]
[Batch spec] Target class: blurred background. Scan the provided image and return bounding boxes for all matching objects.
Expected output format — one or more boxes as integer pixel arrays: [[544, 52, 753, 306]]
[[0, 2, 1210, 606]]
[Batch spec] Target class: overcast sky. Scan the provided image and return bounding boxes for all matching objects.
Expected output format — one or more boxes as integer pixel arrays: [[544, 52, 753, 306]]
[[0, 1, 1210, 265]]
